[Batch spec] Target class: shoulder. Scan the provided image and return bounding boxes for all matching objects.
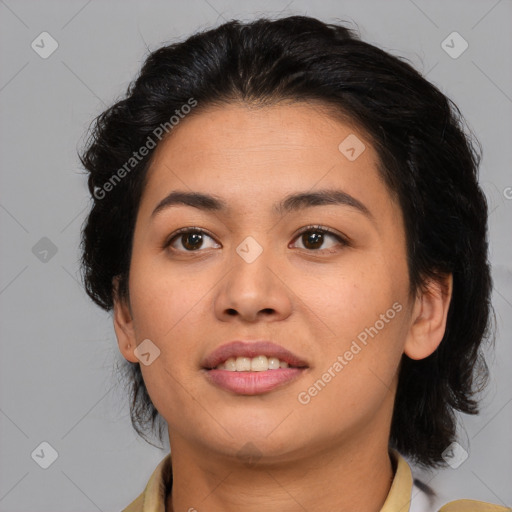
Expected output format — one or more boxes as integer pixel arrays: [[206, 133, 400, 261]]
[[121, 491, 144, 512], [439, 499, 511, 511], [121, 453, 172, 512], [406, 457, 510, 512]]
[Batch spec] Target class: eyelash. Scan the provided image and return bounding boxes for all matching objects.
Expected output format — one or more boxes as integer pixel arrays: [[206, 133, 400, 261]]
[[162, 225, 350, 253]]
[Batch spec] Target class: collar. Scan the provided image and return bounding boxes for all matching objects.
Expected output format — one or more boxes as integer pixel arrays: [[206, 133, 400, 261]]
[[381, 448, 414, 511], [123, 448, 414, 512]]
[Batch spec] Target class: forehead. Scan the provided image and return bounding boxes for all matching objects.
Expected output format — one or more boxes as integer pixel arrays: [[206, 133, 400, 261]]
[[151, 101, 372, 163], [139, 102, 396, 221]]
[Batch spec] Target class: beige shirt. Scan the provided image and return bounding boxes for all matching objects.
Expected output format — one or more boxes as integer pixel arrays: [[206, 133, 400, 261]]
[[122, 450, 510, 512]]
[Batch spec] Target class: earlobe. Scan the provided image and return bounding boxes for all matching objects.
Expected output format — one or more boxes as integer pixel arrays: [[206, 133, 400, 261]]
[[112, 276, 139, 363], [404, 273, 453, 360]]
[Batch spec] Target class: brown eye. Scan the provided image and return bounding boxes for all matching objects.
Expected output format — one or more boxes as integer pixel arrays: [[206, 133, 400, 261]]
[[180, 232, 204, 250], [301, 231, 325, 250], [292, 226, 348, 252], [165, 228, 220, 252]]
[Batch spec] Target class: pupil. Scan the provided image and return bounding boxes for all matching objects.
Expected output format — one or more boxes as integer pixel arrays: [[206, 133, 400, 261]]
[[183, 233, 202, 250], [304, 231, 323, 249]]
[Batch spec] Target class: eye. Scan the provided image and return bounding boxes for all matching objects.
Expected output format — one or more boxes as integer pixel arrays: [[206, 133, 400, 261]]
[[164, 228, 220, 252], [163, 225, 348, 254], [291, 225, 349, 252]]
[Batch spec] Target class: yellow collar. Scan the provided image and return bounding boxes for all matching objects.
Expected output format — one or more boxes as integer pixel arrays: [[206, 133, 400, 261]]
[[123, 449, 509, 512], [123, 449, 415, 512], [380, 449, 414, 511]]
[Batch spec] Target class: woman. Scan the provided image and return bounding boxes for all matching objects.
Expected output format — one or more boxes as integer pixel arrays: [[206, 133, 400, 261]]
[[79, 15, 508, 512]]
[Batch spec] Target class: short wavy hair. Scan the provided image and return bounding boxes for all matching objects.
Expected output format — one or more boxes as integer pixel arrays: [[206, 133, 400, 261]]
[[79, 15, 494, 468]]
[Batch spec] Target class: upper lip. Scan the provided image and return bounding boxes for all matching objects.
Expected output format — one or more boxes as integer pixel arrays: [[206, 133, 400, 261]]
[[201, 341, 309, 369]]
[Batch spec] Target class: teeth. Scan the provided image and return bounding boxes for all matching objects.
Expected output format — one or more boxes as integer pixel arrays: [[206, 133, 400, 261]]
[[224, 358, 236, 371], [216, 355, 291, 371], [235, 357, 251, 371], [268, 357, 280, 370]]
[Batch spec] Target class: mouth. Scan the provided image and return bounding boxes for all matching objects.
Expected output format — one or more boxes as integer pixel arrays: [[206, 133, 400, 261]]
[[201, 341, 309, 395]]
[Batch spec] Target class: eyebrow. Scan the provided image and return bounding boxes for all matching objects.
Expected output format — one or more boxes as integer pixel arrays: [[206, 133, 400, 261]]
[[151, 189, 373, 220]]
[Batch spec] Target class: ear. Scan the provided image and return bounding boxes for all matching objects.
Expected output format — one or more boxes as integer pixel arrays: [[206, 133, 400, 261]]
[[112, 276, 139, 363], [404, 273, 453, 360]]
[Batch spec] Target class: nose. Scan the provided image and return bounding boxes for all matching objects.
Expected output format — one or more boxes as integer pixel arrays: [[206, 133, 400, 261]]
[[213, 244, 293, 323]]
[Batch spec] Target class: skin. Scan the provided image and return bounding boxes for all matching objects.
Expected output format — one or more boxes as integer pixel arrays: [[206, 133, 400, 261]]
[[113, 102, 452, 512]]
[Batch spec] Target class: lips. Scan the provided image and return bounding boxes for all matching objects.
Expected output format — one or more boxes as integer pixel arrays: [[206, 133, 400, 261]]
[[201, 340, 309, 370]]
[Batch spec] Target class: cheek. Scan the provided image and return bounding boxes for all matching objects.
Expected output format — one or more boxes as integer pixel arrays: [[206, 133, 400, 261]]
[[297, 256, 408, 404], [128, 254, 208, 342], [296, 306, 406, 433], [306, 255, 405, 338], [130, 260, 209, 418]]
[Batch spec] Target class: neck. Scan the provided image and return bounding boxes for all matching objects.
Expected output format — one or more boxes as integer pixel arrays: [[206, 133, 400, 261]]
[[166, 433, 394, 512]]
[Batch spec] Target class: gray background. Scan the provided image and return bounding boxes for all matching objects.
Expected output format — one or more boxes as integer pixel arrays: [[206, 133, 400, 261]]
[[0, 0, 511, 510]]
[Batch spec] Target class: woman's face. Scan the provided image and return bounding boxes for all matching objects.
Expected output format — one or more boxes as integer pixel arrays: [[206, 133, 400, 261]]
[[114, 102, 435, 462]]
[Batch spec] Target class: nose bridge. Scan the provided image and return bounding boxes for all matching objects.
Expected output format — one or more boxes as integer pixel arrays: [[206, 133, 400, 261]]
[[231, 232, 275, 296], [213, 232, 292, 321], [235, 233, 268, 266]]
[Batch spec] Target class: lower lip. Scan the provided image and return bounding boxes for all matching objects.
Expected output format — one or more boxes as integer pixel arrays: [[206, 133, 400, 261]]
[[204, 368, 306, 395]]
